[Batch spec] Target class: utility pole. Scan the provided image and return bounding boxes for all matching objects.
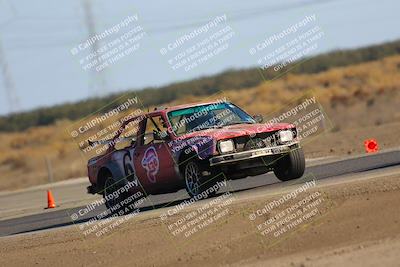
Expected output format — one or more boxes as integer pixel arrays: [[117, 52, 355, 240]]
[[82, 0, 107, 97], [45, 156, 54, 183], [0, 35, 19, 113]]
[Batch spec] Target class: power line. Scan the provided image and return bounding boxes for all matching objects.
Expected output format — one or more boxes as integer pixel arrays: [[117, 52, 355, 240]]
[[4, 0, 342, 50]]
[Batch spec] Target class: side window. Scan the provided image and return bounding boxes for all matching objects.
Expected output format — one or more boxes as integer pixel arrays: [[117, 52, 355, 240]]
[[168, 115, 186, 135], [143, 115, 168, 145], [114, 119, 141, 150]]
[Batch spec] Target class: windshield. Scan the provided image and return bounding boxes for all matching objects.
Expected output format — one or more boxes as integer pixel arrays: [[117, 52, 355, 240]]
[[167, 102, 255, 136]]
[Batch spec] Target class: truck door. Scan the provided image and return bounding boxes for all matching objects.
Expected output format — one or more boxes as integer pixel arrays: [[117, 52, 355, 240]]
[[133, 115, 177, 193]]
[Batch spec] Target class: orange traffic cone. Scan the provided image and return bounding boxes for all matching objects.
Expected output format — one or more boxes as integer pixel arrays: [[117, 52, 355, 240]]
[[47, 190, 56, 209]]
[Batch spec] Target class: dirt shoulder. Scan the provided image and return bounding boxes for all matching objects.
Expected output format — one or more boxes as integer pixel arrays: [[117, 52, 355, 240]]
[[1, 169, 399, 267], [239, 237, 400, 267]]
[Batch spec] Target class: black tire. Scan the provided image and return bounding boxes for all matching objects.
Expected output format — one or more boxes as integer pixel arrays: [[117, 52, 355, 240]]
[[183, 160, 220, 198], [103, 176, 130, 216], [273, 147, 305, 181]]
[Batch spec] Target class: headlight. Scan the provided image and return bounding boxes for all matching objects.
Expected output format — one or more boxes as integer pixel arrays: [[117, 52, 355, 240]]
[[218, 139, 235, 153], [279, 130, 294, 142]]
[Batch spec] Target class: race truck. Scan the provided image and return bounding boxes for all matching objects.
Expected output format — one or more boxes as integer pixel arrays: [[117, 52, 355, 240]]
[[86, 101, 305, 209]]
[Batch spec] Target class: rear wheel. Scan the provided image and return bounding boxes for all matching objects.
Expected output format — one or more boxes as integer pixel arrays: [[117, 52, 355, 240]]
[[274, 148, 305, 181]]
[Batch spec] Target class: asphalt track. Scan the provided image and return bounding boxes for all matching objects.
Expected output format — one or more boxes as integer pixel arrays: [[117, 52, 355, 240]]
[[1, 150, 399, 237]]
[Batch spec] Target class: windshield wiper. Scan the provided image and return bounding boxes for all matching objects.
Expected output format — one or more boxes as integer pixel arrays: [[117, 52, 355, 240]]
[[190, 125, 222, 132], [224, 121, 254, 126], [202, 124, 225, 129]]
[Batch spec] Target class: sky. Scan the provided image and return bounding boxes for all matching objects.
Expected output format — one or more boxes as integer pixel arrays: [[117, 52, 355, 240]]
[[0, 0, 399, 115]]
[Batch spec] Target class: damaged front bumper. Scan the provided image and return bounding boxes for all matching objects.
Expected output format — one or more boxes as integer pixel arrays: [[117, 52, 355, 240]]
[[209, 142, 299, 166]]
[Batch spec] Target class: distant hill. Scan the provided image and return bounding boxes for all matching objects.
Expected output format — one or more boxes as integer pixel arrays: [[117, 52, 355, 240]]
[[1, 39, 400, 132]]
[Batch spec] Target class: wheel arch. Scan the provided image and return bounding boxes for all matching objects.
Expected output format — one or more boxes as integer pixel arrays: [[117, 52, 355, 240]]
[[177, 147, 200, 174]]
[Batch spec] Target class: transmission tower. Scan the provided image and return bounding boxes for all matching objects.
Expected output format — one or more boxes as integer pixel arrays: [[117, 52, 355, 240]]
[[0, 36, 19, 113], [82, 0, 107, 97]]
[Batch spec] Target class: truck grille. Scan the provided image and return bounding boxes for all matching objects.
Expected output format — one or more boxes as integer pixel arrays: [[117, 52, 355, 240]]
[[233, 132, 279, 152]]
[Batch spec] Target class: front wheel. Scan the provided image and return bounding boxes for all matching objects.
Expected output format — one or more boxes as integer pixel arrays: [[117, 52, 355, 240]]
[[274, 148, 305, 181], [183, 160, 219, 198]]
